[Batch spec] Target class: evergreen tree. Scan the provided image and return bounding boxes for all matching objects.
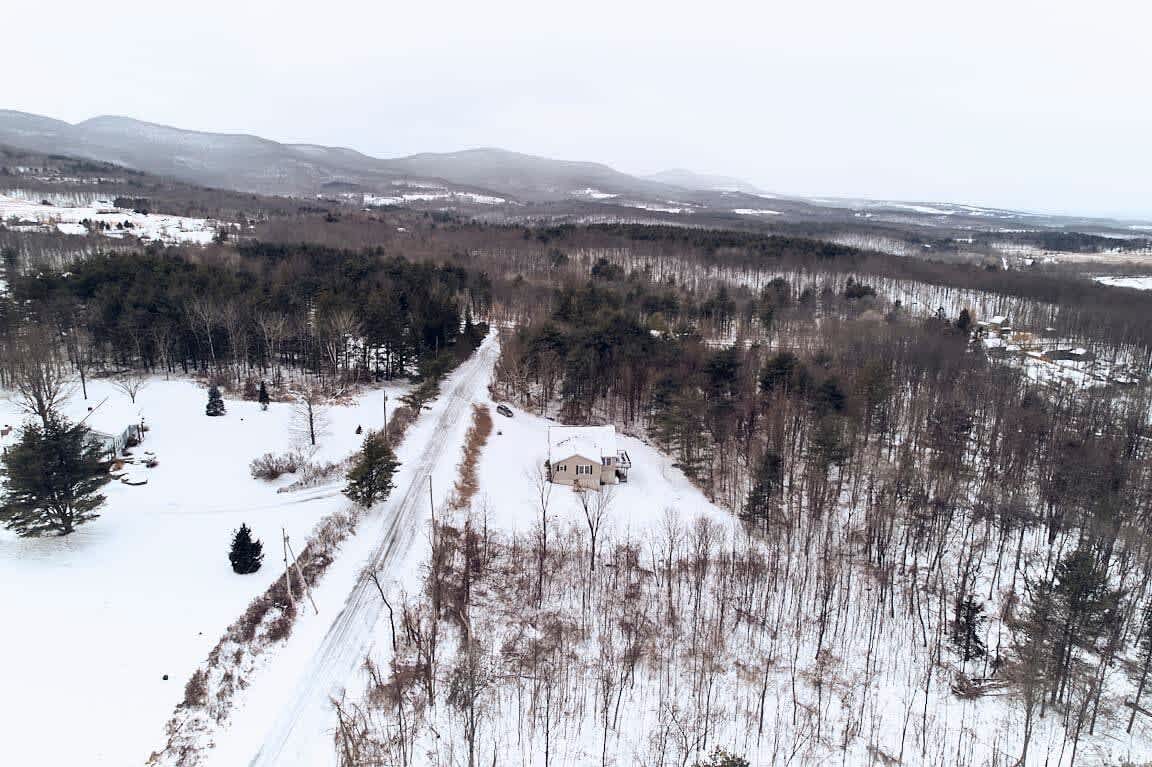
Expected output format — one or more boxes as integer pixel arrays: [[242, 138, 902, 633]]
[[1014, 544, 1122, 707], [258, 381, 270, 411], [206, 385, 226, 417], [742, 449, 782, 532], [1047, 545, 1122, 700], [344, 430, 400, 508], [760, 351, 804, 395], [1, 415, 110, 536], [956, 308, 973, 334], [952, 593, 987, 662], [229, 523, 263, 574], [811, 377, 846, 416]]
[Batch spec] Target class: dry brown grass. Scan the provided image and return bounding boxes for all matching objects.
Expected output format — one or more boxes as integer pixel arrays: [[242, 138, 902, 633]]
[[448, 404, 493, 511], [181, 669, 208, 709], [386, 404, 418, 446]]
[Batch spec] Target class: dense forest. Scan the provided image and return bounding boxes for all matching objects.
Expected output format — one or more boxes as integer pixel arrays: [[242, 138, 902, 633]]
[[483, 239, 1152, 762], [0, 245, 491, 391]]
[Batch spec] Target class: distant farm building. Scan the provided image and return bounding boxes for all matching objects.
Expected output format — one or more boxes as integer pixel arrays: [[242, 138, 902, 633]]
[[1043, 348, 1095, 362], [976, 315, 1011, 336], [546, 425, 631, 489]]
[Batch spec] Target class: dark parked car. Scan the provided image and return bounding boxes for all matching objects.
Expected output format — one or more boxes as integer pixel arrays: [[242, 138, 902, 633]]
[[496, 404, 514, 418]]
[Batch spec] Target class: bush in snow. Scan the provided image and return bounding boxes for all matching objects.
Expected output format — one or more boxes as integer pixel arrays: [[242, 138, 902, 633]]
[[695, 749, 750, 767], [258, 381, 270, 410], [249, 450, 305, 480], [228, 524, 263, 574], [205, 385, 226, 417]]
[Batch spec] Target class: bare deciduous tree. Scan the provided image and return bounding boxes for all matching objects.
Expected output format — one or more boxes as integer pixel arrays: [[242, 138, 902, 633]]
[[529, 463, 554, 605], [290, 383, 331, 448], [256, 311, 288, 380], [576, 484, 615, 573], [321, 308, 362, 383], [10, 330, 72, 428], [113, 372, 147, 404]]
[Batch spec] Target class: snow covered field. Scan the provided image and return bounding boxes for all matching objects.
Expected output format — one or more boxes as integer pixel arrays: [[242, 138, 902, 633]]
[[0, 375, 407, 766], [0, 193, 221, 244], [473, 408, 731, 537], [1095, 274, 1152, 291], [362, 191, 506, 206], [732, 207, 782, 216]]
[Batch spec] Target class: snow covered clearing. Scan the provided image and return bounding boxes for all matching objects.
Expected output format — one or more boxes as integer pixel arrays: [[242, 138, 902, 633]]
[[0, 193, 221, 244], [363, 191, 506, 207], [1095, 275, 1152, 291], [617, 201, 694, 214], [0, 375, 408, 767], [569, 188, 618, 200], [732, 207, 782, 216], [884, 202, 956, 215]]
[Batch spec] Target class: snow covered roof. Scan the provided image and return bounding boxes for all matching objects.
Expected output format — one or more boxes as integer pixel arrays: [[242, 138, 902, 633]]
[[548, 425, 617, 463]]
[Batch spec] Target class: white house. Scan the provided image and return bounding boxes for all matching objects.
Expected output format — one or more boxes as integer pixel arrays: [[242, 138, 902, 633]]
[[546, 425, 631, 489]]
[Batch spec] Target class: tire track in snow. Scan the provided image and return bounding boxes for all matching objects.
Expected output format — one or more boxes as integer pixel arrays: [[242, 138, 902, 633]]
[[245, 338, 499, 767]]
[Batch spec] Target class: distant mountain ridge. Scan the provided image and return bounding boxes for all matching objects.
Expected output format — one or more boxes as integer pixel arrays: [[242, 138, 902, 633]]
[[0, 110, 699, 202], [2, 109, 1147, 233], [645, 168, 765, 195]]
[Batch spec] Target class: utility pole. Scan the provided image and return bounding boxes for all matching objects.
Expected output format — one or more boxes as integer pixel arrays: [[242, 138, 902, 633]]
[[428, 475, 436, 552], [282, 527, 294, 604], [284, 532, 318, 615]]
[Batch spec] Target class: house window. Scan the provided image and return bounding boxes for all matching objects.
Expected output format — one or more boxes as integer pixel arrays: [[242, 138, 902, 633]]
[[557, 464, 566, 472], [576, 464, 593, 476]]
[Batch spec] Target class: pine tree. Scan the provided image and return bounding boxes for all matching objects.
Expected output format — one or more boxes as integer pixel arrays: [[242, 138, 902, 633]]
[[956, 308, 973, 334], [258, 381, 270, 411], [1, 415, 111, 536], [229, 523, 263, 574], [760, 351, 804, 395], [206, 385, 226, 417], [742, 449, 782, 532], [344, 430, 400, 508], [811, 377, 846, 416], [952, 593, 987, 662]]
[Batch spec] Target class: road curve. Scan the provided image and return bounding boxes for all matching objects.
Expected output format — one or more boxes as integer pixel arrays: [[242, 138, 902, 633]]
[[247, 336, 500, 767]]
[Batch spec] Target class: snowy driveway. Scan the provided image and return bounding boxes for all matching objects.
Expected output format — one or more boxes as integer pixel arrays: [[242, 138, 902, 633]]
[[237, 336, 500, 767]]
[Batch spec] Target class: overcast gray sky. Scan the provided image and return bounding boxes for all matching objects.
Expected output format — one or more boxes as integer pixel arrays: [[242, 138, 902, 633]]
[[6, 0, 1150, 218]]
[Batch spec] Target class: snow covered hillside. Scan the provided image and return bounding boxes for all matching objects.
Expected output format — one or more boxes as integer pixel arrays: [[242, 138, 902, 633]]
[[326, 404, 1152, 767], [1095, 275, 1152, 291], [0, 375, 407, 766], [0, 193, 223, 244]]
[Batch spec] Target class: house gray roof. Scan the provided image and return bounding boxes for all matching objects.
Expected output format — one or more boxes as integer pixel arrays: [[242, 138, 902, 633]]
[[548, 425, 618, 463]]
